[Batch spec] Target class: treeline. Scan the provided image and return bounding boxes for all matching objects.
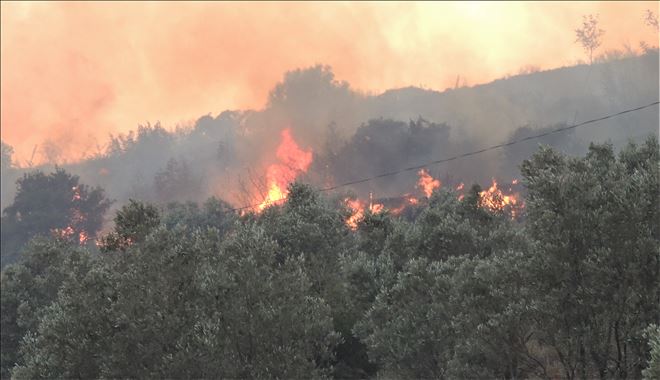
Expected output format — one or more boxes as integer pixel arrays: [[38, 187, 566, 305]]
[[2, 51, 658, 212], [1, 138, 659, 379]]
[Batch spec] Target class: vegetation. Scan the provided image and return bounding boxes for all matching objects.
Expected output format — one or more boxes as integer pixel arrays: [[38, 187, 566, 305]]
[[0, 169, 112, 267], [575, 14, 605, 64], [0, 137, 658, 379]]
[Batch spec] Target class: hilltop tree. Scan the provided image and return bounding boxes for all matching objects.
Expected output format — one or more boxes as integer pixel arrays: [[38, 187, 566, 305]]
[[0, 168, 112, 266], [1, 141, 13, 172], [153, 158, 202, 203], [575, 14, 605, 64], [645, 9, 659, 32], [1, 141, 19, 210]]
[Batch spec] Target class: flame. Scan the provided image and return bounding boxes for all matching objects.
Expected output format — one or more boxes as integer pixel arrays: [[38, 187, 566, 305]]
[[344, 197, 386, 229], [345, 198, 364, 229], [370, 203, 384, 213], [417, 169, 441, 198], [78, 230, 88, 244], [478, 179, 522, 216], [456, 182, 465, 201], [49, 185, 91, 244], [257, 128, 313, 211]]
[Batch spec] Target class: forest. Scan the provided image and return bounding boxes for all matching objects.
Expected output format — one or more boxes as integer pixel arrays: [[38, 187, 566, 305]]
[[1, 135, 658, 379]]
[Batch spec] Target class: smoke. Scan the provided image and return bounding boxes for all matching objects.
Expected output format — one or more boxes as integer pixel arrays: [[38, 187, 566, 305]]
[[2, 2, 658, 164], [3, 50, 656, 216]]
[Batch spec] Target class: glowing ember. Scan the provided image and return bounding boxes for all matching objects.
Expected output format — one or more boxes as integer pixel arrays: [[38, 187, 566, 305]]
[[257, 128, 313, 211], [54, 226, 75, 239], [72, 186, 82, 201], [417, 169, 441, 197]]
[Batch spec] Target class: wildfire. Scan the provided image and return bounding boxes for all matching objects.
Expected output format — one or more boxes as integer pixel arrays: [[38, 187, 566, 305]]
[[52, 225, 88, 245], [344, 197, 386, 230], [478, 179, 522, 215], [417, 169, 441, 198], [257, 128, 313, 211], [456, 182, 465, 201]]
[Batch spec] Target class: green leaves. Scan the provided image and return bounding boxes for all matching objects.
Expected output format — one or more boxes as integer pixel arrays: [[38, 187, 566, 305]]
[[2, 137, 658, 379]]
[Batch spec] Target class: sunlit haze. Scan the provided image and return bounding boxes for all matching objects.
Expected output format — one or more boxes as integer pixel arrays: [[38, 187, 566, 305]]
[[1, 1, 657, 164]]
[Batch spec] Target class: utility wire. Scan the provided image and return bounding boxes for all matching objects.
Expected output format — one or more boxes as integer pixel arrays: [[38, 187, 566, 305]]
[[230, 100, 659, 212]]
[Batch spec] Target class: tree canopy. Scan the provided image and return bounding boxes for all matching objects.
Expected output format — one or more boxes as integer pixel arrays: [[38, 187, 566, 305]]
[[1, 136, 658, 379]]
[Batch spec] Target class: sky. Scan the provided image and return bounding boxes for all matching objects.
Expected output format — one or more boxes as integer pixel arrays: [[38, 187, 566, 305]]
[[1, 1, 658, 165]]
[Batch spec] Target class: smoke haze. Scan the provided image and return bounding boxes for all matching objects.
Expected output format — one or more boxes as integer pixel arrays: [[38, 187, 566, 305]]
[[1, 1, 658, 164]]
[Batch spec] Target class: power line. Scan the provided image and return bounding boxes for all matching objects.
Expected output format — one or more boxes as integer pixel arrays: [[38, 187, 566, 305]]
[[230, 100, 659, 212]]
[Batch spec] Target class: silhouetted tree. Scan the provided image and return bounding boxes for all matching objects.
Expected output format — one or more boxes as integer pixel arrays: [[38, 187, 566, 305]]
[[1, 168, 112, 266], [576, 14, 605, 64]]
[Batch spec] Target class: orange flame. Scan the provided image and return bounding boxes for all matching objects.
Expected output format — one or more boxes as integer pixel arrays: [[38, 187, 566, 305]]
[[257, 128, 313, 211], [417, 169, 441, 198], [344, 197, 386, 229], [78, 230, 88, 244], [345, 198, 365, 229], [478, 179, 522, 216]]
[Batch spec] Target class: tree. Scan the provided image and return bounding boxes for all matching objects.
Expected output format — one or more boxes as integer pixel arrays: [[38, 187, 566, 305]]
[[160, 197, 236, 237], [575, 14, 605, 64], [1, 141, 19, 210], [153, 158, 202, 203], [12, 202, 339, 378], [97, 199, 160, 252], [256, 183, 366, 377], [354, 258, 455, 378], [643, 325, 660, 380], [520, 137, 660, 379], [1, 141, 13, 173], [645, 9, 659, 32], [1, 168, 112, 267], [0, 238, 92, 378]]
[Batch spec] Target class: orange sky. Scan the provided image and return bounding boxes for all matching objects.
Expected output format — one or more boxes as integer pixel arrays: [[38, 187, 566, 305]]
[[1, 1, 658, 165]]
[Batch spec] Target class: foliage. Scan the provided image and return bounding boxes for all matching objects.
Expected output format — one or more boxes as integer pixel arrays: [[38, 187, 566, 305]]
[[520, 137, 660, 379], [10, 206, 339, 378], [153, 158, 202, 203], [645, 9, 659, 32], [1, 137, 658, 379], [1, 168, 112, 267], [575, 14, 605, 64], [643, 325, 660, 380], [98, 199, 160, 252], [0, 238, 92, 378]]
